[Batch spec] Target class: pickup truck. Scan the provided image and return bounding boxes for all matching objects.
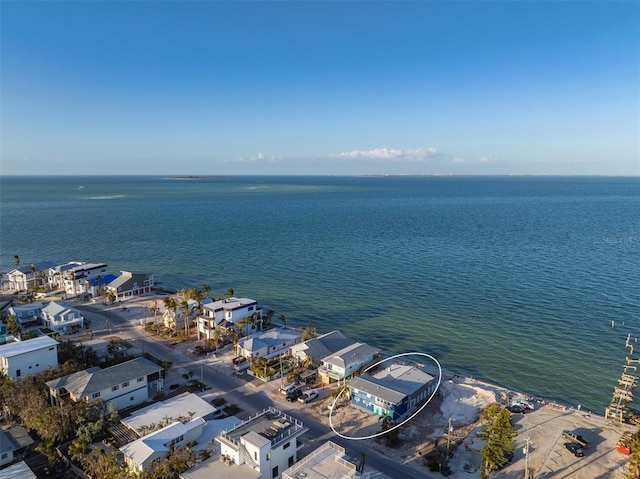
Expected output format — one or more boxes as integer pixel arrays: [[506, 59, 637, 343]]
[[562, 430, 590, 448]]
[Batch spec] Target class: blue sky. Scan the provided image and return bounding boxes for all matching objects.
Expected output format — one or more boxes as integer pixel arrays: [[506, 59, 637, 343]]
[[2, 1, 638, 176]]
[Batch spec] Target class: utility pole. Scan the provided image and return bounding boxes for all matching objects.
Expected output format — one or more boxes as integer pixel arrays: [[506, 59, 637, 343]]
[[446, 418, 453, 453]]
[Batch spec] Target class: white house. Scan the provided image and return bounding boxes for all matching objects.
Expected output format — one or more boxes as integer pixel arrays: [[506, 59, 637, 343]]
[[235, 328, 302, 361], [215, 407, 308, 479], [120, 417, 206, 473], [106, 271, 154, 300], [40, 301, 84, 333], [45, 261, 84, 291], [162, 299, 203, 331], [6, 261, 56, 292], [63, 263, 108, 297], [84, 273, 118, 297], [46, 357, 164, 411], [198, 297, 262, 339], [0, 336, 59, 380], [7, 303, 44, 328]]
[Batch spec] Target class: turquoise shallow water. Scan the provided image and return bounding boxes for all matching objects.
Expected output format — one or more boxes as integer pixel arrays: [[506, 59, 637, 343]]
[[1, 175, 639, 412]]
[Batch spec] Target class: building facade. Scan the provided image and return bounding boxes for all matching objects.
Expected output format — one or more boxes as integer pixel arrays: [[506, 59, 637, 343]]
[[0, 336, 59, 379]]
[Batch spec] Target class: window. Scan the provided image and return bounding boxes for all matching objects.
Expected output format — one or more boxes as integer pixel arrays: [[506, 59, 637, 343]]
[[122, 382, 129, 388], [112, 385, 119, 391], [16, 369, 21, 377], [272, 466, 278, 478], [283, 442, 290, 450], [137, 377, 144, 382], [49, 347, 54, 351], [130, 396, 134, 401], [36, 363, 39, 367], [254, 451, 257, 460], [288, 455, 294, 467], [1, 453, 7, 459], [92, 392, 100, 399]]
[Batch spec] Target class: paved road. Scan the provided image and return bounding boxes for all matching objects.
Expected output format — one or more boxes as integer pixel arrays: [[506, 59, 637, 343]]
[[75, 301, 436, 479]]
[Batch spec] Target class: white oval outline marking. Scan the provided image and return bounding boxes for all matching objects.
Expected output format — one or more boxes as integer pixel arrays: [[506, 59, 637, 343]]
[[328, 352, 442, 440]]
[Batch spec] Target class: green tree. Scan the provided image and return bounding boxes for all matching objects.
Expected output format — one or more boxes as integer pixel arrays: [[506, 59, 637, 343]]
[[202, 283, 210, 299], [302, 321, 318, 340], [278, 314, 287, 329], [181, 299, 191, 339], [162, 297, 179, 334], [479, 403, 516, 478], [29, 264, 36, 291], [627, 425, 640, 478], [226, 288, 234, 298], [6, 315, 20, 335], [264, 309, 275, 328], [150, 447, 194, 479], [13, 254, 20, 268]]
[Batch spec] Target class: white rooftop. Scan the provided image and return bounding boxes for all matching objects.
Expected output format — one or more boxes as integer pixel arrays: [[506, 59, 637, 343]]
[[123, 392, 216, 433], [282, 441, 356, 479], [0, 335, 58, 358], [0, 461, 37, 479]]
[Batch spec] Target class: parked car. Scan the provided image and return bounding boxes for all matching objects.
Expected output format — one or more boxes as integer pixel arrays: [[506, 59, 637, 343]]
[[565, 442, 584, 457], [562, 430, 590, 448], [286, 388, 303, 402], [513, 399, 535, 410], [298, 390, 318, 404], [507, 404, 526, 414], [232, 356, 246, 366], [281, 383, 299, 395]]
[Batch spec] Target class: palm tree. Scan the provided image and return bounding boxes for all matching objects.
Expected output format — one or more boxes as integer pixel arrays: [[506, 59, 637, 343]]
[[148, 300, 160, 326], [202, 283, 210, 299], [163, 297, 179, 334], [181, 299, 191, 339], [38, 271, 46, 291], [29, 264, 36, 291], [13, 254, 20, 268], [105, 290, 117, 334], [278, 314, 287, 329], [226, 288, 234, 298], [212, 326, 223, 352]]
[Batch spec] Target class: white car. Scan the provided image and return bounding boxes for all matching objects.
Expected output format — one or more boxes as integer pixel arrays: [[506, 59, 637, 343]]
[[298, 390, 318, 404]]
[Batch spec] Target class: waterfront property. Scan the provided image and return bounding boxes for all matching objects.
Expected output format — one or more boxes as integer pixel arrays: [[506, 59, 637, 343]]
[[235, 327, 302, 361], [198, 297, 262, 339], [0, 335, 59, 379], [162, 298, 203, 331], [350, 363, 436, 420], [7, 303, 44, 328], [213, 407, 308, 479], [318, 342, 380, 385], [84, 272, 118, 297], [40, 301, 84, 333], [290, 330, 354, 365], [46, 357, 164, 412], [63, 262, 108, 297], [106, 271, 155, 300], [6, 261, 56, 292]]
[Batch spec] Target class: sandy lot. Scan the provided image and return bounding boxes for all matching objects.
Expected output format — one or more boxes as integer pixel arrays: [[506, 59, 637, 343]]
[[94, 294, 634, 478]]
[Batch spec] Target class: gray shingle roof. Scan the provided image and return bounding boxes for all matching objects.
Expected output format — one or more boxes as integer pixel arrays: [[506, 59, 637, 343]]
[[46, 357, 162, 399]]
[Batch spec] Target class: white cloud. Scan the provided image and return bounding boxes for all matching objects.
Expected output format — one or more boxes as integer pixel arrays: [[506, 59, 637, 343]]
[[329, 147, 438, 162], [228, 152, 282, 164], [478, 156, 497, 164], [451, 156, 466, 164]]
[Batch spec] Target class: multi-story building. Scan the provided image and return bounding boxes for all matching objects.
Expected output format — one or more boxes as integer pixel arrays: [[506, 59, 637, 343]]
[[318, 342, 380, 385], [0, 336, 59, 379], [40, 301, 84, 333], [46, 357, 164, 411], [198, 297, 262, 339]]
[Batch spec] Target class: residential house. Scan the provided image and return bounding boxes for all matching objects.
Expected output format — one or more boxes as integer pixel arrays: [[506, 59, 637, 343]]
[[282, 441, 361, 479], [62, 263, 108, 297], [318, 342, 380, 385], [214, 407, 308, 479], [349, 363, 436, 421], [106, 271, 154, 301], [6, 261, 56, 292], [290, 330, 354, 365], [235, 328, 302, 361], [84, 273, 118, 297], [162, 299, 203, 332], [40, 301, 84, 333], [120, 417, 206, 473], [0, 425, 33, 467], [197, 297, 262, 339], [7, 303, 44, 328], [45, 261, 84, 291], [46, 357, 164, 411], [0, 336, 59, 380]]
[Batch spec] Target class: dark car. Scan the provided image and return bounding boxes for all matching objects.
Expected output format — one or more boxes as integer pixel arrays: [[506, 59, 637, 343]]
[[562, 430, 590, 448], [286, 388, 303, 402], [565, 442, 584, 457], [507, 404, 526, 414]]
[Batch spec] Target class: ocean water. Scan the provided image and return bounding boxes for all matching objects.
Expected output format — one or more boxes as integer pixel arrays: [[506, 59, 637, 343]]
[[1, 175, 639, 412]]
